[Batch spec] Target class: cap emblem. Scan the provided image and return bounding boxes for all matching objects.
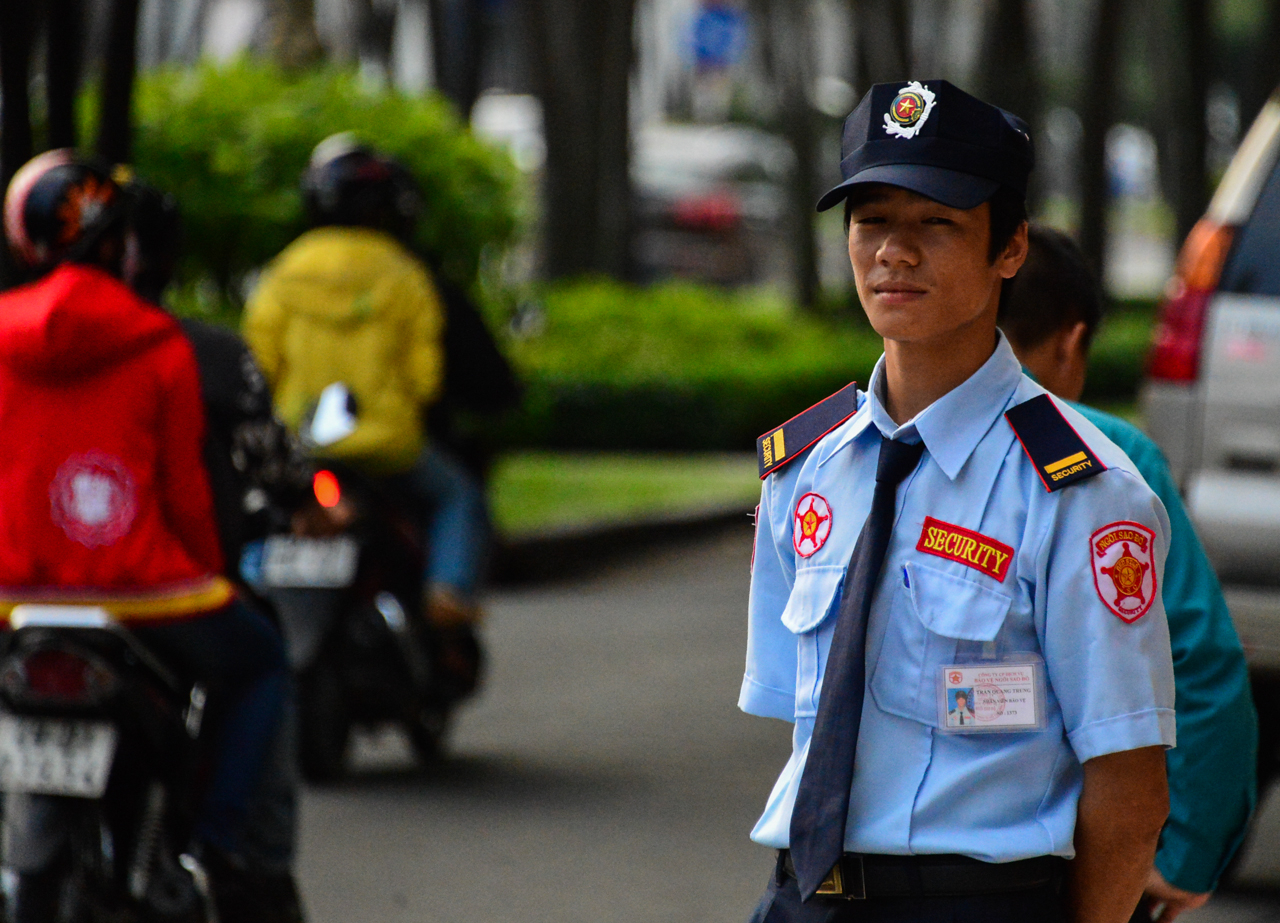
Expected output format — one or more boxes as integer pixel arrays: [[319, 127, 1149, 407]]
[[884, 81, 936, 140]]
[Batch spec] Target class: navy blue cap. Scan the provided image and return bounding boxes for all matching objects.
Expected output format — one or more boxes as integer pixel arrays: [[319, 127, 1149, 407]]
[[816, 80, 1034, 212]]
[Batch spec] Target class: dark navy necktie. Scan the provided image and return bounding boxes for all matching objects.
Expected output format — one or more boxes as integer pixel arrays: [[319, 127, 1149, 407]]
[[789, 434, 925, 900]]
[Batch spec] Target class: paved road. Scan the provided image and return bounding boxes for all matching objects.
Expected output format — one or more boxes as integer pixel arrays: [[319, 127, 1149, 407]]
[[293, 526, 1280, 923]]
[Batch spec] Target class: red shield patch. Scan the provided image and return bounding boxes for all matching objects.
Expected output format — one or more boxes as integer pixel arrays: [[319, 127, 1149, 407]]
[[793, 493, 832, 558], [1090, 521, 1157, 623]]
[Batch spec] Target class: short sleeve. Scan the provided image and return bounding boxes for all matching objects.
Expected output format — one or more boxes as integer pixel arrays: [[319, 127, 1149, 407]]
[[1038, 468, 1177, 763], [740, 472, 800, 721]]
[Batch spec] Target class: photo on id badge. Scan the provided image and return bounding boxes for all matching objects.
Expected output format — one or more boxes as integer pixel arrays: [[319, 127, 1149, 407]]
[[937, 655, 1046, 733]]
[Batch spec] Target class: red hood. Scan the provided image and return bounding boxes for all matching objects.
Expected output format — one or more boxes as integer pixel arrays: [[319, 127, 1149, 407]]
[[0, 264, 178, 378]]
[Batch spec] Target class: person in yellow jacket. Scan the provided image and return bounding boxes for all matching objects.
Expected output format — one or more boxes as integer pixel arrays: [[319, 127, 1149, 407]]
[[244, 135, 485, 695]]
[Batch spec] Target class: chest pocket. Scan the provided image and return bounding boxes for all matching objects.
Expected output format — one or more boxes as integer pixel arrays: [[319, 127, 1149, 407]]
[[870, 560, 1013, 726], [781, 565, 845, 718]]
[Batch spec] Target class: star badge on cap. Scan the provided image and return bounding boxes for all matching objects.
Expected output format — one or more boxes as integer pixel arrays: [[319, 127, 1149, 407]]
[[883, 80, 936, 140]]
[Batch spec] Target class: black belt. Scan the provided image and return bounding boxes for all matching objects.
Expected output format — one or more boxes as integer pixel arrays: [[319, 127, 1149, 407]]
[[778, 850, 1066, 900]]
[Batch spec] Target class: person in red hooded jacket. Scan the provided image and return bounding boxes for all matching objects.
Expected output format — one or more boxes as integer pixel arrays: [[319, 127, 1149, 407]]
[[0, 150, 291, 921]]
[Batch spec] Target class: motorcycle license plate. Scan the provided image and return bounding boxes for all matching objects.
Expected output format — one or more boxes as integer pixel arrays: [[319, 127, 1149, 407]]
[[0, 715, 118, 798], [260, 536, 359, 588]]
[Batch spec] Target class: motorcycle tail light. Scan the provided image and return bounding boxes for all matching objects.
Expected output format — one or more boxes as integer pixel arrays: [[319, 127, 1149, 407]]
[[1, 648, 118, 705], [313, 470, 342, 509]]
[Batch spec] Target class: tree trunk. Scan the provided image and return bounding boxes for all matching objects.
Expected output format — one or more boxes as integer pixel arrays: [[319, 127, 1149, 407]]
[[1151, 0, 1210, 249], [1077, 0, 1124, 279], [1239, 3, 1280, 131], [97, 0, 141, 164], [46, 0, 85, 150], [972, 0, 1038, 119], [429, 0, 486, 119], [263, 0, 325, 69], [351, 0, 397, 77], [173, 0, 214, 63], [770, 0, 820, 308], [0, 0, 35, 187], [525, 0, 637, 280], [0, 0, 35, 287], [971, 0, 1041, 209], [852, 0, 911, 90]]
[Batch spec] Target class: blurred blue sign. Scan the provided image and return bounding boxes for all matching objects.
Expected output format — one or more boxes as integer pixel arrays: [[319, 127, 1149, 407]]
[[691, 5, 747, 69]]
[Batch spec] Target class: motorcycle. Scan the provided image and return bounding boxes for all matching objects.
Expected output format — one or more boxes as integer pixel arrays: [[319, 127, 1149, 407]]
[[241, 465, 456, 783], [0, 605, 218, 923]]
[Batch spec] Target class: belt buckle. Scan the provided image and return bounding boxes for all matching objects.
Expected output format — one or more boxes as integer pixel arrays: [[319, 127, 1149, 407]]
[[815, 855, 866, 900]]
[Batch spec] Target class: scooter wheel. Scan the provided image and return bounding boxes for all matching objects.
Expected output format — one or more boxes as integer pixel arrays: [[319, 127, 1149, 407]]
[[298, 659, 350, 783], [9, 864, 66, 923], [407, 703, 450, 764]]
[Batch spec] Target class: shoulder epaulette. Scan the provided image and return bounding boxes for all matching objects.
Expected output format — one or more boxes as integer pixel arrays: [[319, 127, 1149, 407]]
[[1005, 393, 1107, 492], [757, 382, 859, 479]]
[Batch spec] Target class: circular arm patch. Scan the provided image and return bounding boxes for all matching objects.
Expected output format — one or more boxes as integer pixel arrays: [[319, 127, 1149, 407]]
[[793, 492, 833, 558]]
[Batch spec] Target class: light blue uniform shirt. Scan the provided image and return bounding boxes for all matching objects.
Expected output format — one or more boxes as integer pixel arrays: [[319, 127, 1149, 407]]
[[741, 333, 1176, 861]]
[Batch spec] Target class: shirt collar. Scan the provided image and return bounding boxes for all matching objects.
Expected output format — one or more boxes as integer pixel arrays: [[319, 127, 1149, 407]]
[[822, 331, 1023, 480]]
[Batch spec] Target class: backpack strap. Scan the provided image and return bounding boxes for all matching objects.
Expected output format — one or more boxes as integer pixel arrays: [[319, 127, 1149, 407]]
[[757, 382, 859, 479], [1005, 393, 1107, 492]]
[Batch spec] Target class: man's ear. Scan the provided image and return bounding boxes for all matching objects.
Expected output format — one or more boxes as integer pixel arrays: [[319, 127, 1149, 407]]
[[997, 221, 1030, 279], [1059, 320, 1091, 365]]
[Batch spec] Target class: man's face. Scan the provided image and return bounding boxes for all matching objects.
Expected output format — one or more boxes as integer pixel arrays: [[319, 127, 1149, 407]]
[[846, 185, 1025, 346], [956, 694, 968, 709]]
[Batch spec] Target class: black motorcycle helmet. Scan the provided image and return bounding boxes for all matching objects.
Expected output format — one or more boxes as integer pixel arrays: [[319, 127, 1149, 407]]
[[3, 149, 127, 276], [114, 166, 182, 304], [301, 133, 422, 241]]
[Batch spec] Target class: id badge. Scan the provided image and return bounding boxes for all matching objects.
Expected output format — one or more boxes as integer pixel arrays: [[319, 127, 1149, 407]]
[[937, 653, 1045, 733]]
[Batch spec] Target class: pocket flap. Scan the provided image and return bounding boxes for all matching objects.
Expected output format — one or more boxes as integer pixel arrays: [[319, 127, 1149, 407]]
[[781, 565, 845, 634], [905, 561, 1012, 641]]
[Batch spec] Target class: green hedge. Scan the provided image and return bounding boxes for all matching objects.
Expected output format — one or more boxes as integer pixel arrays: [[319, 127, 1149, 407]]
[[151, 276, 1152, 452], [1081, 303, 1156, 406], [494, 281, 1156, 452], [498, 280, 878, 451], [93, 62, 519, 297]]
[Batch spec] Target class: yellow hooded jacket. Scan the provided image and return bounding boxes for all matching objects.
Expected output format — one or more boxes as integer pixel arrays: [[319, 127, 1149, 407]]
[[244, 226, 443, 474]]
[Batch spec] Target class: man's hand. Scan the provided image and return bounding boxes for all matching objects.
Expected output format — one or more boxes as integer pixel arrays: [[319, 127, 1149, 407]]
[[1069, 746, 1169, 923], [1132, 868, 1210, 922]]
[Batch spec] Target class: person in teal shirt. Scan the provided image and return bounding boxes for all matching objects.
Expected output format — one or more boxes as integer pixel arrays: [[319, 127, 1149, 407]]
[[1001, 225, 1257, 922]]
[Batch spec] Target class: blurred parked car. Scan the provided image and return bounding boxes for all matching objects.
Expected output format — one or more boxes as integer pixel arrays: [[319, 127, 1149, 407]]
[[1141, 90, 1280, 777], [473, 96, 793, 286], [632, 123, 793, 286]]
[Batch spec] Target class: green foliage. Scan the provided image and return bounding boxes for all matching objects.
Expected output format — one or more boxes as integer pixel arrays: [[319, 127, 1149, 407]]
[[497, 279, 882, 451], [496, 281, 1157, 452], [1082, 301, 1156, 405], [489, 451, 759, 536], [96, 61, 519, 297], [143, 275, 1154, 452]]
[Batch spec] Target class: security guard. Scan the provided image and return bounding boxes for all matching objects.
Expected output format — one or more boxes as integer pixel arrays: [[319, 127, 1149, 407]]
[[742, 81, 1176, 923], [1001, 225, 1256, 923]]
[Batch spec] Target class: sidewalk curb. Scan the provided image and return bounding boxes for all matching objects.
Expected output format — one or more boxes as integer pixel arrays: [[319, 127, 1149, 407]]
[[492, 504, 756, 585]]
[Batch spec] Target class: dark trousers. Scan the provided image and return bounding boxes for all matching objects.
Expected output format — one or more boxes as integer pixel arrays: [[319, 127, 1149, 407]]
[[133, 600, 288, 854], [749, 871, 1068, 923]]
